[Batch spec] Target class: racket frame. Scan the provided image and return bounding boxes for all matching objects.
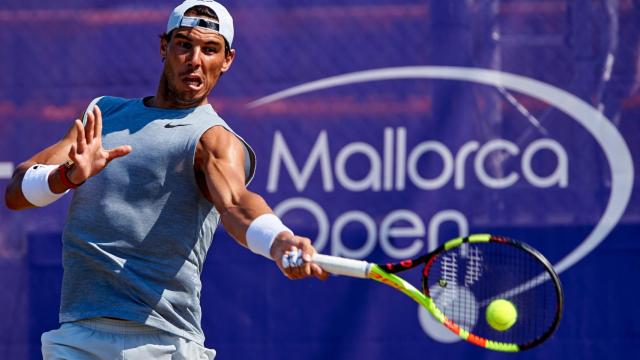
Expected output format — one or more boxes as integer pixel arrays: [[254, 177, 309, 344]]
[[311, 233, 564, 352]]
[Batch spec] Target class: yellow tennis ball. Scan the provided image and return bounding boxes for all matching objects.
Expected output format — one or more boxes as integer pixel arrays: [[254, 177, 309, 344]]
[[486, 299, 517, 331]]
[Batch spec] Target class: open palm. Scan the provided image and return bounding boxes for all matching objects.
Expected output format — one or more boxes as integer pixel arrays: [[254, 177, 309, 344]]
[[67, 105, 132, 184]]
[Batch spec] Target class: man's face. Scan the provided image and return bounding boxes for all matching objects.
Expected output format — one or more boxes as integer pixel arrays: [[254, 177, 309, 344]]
[[160, 25, 234, 107]]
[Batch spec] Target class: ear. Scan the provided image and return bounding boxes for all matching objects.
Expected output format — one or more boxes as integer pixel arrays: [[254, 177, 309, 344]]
[[221, 48, 236, 73], [160, 36, 169, 61]]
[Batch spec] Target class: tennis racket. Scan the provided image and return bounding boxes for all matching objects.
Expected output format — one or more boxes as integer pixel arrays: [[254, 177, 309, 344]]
[[284, 234, 563, 352]]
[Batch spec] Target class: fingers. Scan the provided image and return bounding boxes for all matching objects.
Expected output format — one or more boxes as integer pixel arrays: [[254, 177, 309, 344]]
[[85, 108, 95, 144], [82, 105, 102, 146], [94, 105, 102, 141], [298, 240, 329, 280], [74, 119, 86, 154], [311, 263, 329, 280], [281, 248, 309, 279], [272, 233, 329, 280], [281, 248, 302, 268], [106, 145, 133, 161], [281, 245, 329, 281]]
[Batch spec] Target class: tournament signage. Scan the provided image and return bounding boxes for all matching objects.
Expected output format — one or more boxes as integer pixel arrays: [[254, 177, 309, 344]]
[[247, 66, 634, 347]]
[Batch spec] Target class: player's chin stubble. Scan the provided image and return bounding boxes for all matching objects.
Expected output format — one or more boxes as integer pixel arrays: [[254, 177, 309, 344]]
[[159, 71, 207, 108]]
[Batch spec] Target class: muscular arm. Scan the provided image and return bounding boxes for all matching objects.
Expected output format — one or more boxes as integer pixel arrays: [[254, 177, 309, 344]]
[[195, 126, 326, 279], [195, 127, 269, 244]]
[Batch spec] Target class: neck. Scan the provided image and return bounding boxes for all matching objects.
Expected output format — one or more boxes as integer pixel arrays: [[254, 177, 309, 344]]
[[150, 73, 209, 109]]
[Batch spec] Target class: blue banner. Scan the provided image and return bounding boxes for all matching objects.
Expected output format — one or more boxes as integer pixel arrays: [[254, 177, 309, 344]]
[[1, 1, 638, 359]]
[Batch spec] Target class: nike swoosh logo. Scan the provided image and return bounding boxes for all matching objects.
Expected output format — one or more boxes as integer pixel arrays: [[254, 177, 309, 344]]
[[164, 123, 190, 128]]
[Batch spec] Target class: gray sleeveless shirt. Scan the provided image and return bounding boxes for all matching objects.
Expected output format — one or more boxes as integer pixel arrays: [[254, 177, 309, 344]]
[[59, 96, 255, 344]]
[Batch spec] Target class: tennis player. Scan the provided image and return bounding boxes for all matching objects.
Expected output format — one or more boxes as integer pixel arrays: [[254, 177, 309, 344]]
[[4, 1, 326, 358]]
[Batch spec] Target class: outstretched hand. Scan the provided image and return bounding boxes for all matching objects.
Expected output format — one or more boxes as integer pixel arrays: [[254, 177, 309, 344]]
[[66, 105, 132, 184]]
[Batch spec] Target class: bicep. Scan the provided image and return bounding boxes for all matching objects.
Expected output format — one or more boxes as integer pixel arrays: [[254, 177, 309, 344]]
[[198, 126, 250, 212], [197, 127, 272, 243]]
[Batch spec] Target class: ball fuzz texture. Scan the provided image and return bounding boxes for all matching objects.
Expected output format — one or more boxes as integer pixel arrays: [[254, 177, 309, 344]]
[[486, 299, 517, 331]]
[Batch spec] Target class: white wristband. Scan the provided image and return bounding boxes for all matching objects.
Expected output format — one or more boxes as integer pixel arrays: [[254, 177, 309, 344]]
[[22, 164, 69, 207], [246, 214, 293, 259]]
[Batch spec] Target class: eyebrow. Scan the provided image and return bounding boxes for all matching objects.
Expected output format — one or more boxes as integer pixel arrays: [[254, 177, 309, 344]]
[[174, 33, 223, 46]]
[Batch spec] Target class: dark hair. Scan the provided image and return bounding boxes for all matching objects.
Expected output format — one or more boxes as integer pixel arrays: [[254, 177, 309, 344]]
[[160, 5, 231, 56]]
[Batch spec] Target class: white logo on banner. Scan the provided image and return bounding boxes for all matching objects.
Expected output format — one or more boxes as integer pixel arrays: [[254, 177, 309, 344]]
[[267, 131, 569, 192], [0, 162, 14, 179], [249, 66, 635, 342]]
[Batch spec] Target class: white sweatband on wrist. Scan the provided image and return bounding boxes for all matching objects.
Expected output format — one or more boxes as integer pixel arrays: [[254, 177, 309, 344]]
[[246, 214, 293, 259], [22, 164, 69, 207]]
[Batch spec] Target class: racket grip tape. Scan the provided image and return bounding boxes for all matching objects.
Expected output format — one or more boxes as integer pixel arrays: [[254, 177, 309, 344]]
[[311, 254, 370, 278]]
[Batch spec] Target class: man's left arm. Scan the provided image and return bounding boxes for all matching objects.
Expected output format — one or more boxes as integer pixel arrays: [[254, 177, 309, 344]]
[[195, 126, 327, 280]]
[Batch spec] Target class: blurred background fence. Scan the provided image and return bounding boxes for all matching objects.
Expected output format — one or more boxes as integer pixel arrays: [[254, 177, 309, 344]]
[[1, 1, 639, 359]]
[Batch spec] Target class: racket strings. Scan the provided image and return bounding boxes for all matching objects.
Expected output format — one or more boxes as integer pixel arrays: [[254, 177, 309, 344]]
[[424, 241, 561, 347]]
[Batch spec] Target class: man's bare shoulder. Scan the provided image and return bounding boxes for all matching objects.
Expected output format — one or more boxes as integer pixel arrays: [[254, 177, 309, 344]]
[[197, 125, 244, 162]]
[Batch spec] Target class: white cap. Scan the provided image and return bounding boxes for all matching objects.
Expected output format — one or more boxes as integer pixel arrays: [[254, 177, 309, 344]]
[[166, 0, 234, 46]]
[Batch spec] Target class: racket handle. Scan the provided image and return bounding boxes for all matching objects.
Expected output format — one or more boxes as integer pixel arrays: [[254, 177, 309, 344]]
[[312, 254, 370, 279]]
